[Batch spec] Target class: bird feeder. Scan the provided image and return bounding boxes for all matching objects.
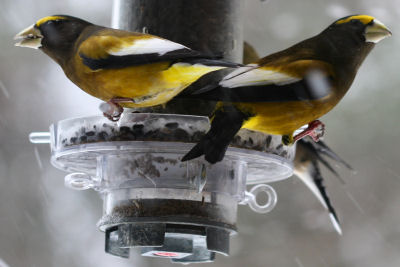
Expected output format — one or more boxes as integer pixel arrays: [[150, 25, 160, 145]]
[[30, 113, 294, 263]]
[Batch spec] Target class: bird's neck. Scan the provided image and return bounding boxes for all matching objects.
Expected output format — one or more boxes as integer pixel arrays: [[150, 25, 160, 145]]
[[297, 33, 374, 69], [42, 47, 74, 68], [296, 34, 374, 96]]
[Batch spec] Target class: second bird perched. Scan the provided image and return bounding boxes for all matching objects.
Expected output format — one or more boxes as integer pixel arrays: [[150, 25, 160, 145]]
[[242, 41, 351, 234], [181, 15, 391, 163]]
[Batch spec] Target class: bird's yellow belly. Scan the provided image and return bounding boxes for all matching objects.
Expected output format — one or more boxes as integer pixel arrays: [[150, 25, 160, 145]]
[[238, 99, 335, 135], [74, 61, 224, 108]]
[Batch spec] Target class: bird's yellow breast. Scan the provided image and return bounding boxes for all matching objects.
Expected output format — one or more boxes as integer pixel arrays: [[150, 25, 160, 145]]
[[70, 57, 224, 107], [238, 97, 337, 135]]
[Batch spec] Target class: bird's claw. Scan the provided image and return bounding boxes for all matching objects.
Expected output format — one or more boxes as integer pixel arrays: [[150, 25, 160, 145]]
[[99, 101, 124, 122], [308, 120, 325, 142], [293, 120, 325, 143], [103, 112, 121, 122]]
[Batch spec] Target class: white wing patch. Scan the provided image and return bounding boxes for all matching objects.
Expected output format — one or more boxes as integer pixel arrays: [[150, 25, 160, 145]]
[[220, 65, 301, 88], [109, 38, 188, 56], [222, 64, 258, 80]]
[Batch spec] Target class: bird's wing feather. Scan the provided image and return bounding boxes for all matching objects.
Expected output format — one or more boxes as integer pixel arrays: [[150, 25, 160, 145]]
[[181, 105, 251, 163], [186, 60, 333, 102], [220, 65, 301, 88], [78, 33, 215, 70]]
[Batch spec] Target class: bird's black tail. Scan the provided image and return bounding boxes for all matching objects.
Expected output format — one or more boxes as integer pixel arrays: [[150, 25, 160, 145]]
[[309, 161, 341, 233], [296, 138, 353, 234], [309, 140, 353, 171], [299, 138, 353, 181], [181, 105, 251, 164]]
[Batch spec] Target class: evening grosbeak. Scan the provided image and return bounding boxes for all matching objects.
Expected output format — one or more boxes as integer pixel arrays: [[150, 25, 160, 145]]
[[295, 138, 353, 234], [244, 42, 350, 234], [14, 15, 239, 121], [181, 15, 391, 163]]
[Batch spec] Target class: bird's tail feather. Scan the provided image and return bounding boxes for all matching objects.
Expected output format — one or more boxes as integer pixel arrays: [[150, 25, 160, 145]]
[[182, 105, 250, 163], [295, 162, 342, 235], [299, 138, 352, 184], [311, 140, 353, 171], [311, 163, 342, 234]]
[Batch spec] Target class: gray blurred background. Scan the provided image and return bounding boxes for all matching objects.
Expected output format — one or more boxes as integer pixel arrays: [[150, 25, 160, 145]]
[[1, 0, 399, 266]]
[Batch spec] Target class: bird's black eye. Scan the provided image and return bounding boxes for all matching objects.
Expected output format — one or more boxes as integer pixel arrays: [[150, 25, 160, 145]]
[[47, 20, 62, 26]]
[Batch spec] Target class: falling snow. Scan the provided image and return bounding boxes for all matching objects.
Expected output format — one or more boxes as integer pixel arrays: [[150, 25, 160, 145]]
[[0, 0, 399, 266]]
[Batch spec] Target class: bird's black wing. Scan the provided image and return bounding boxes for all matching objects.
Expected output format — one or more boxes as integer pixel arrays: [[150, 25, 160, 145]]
[[78, 33, 239, 70], [181, 104, 251, 163], [181, 64, 333, 103]]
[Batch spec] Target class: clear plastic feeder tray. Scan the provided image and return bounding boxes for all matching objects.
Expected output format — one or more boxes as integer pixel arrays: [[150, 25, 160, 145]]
[[30, 113, 295, 263]]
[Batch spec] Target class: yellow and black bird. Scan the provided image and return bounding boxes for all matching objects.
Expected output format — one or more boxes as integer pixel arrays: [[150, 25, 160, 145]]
[[14, 15, 240, 121], [181, 15, 391, 163], [243, 42, 350, 234]]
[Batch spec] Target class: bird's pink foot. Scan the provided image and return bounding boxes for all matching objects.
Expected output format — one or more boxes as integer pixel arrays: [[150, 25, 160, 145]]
[[99, 97, 135, 121], [293, 120, 325, 143]]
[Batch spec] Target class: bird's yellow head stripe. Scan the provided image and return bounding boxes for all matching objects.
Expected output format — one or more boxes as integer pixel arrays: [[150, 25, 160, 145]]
[[335, 15, 375, 25], [35, 16, 67, 27]]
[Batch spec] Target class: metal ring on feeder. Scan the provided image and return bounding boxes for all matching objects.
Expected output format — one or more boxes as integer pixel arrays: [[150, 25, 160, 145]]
[[246, 184, 278, 214]]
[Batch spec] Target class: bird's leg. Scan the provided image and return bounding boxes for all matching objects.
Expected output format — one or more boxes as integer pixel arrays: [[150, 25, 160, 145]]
[[100, 101, 123, 122], [99, 97, 135, 121], [282, 134, 294, 146], [293, 120, 325, 143]]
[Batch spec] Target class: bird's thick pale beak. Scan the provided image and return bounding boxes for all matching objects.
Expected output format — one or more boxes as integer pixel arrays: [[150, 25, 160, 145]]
[[365, 19, 392, 43], [14, 24, 43, 49]]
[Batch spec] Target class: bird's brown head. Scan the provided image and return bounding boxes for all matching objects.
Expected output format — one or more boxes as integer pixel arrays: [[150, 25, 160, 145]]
[[313, 15, 391, 70], [14, 15, 92, 64], [327, 15, 391, 43]]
